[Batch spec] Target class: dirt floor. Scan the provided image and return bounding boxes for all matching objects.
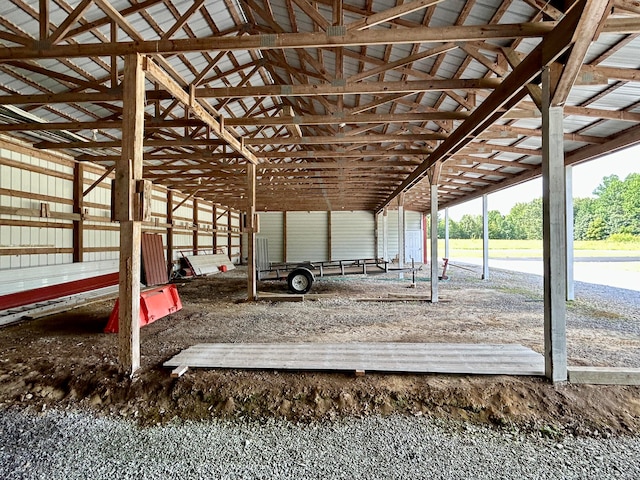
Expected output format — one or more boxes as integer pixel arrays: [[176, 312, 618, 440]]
[[1, 265, 639, 437]]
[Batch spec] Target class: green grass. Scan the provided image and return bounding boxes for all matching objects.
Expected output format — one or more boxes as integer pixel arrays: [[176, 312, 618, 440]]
[[439, 238, 640, 259]]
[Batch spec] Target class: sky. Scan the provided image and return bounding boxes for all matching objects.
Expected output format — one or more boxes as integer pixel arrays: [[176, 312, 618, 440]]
[[447, 145, 640, 220]]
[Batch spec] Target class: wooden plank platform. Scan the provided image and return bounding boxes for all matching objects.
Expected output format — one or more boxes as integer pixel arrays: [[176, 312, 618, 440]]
[[164, 343, 545, 376], [568, 366, 640, 385]]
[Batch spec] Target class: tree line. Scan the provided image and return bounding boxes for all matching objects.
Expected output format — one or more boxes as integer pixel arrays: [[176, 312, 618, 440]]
[[439, 173, 640, 241]]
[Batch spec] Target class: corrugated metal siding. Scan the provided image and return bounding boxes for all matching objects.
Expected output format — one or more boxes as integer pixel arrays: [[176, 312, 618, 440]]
[[286, 212, 328, 262], [0, 145, 74, 268], [375, 210, 425, 262], [382, 210, 400, 260], [257, 212, 284, 263], [330, 211, 375, 260], [406, 211, 423, 231]]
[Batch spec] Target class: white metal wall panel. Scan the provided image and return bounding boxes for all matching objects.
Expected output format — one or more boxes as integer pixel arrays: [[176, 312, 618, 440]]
[[376, 210, 424, 262], [406, 211, 423, 231], [256, 212, 284, 263], [286, 211, 328, 262], [330, 211, 375, 260], [405, 211, 424, 263], [378, 210, 399, 260], [0, 146, 74, 268]]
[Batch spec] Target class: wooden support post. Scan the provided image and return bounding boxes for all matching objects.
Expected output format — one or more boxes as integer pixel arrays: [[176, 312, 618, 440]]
[[382, 208, 388, 261], [444, 207, 450, 260], [247, 163, 257, 301], [430, 184, 439, 303], [193, 198, 199, 255], [429, 163, 441, 302], [542, 67, 568, 383], [482, 194, 489, 280], [212, 204, 218, 251], [374, 212, 379, 261], [166, 190, 174, 275], [397, 194, 405, 279], [116, 53, 145, 376], [566, 165, 575, 301], [73, 162, 84, 263], [227, 208, 232, 259]]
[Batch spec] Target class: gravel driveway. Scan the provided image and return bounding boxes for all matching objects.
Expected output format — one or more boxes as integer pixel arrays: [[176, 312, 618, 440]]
[[1, 408, 639, 480]]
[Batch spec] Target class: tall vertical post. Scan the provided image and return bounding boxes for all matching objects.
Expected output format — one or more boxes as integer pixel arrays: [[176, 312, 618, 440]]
[[192, 199, 199, 255], [482, 194, 489, 280], [73, 162, 84, 263], [116, 54, 145, 376], [566, 165, 575, 301], [397, 194, 405, 279], [247, 163, 257, 301], [542, 67, 568, 382], [382, 208, 388, 261], [430, 184, 439, 303], [444, 207, 450, 260], [166, 190, 174, 276]]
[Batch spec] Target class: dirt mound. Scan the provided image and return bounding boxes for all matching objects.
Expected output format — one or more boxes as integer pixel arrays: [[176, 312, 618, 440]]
[[1, 268, 639, 436]]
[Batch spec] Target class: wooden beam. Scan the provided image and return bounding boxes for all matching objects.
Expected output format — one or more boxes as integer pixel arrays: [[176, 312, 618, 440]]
[[73, 162, 84, 263], [377, 0, 591, 212], [83, 166, 115, 197], [116, 53, 145, 376], [551, 0, 614, 105], [143, 58, 258, 165], [346, 0, 444, 32], [542, 67, 567, 383], [48, 0, 93, 45], [247, 162, 257, 301], [0, 22, 555, 61], [197, 78, 501, 98]]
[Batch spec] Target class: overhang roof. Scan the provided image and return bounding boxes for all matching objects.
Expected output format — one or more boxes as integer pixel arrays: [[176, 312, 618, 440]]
[[1, 0, 639, 212]]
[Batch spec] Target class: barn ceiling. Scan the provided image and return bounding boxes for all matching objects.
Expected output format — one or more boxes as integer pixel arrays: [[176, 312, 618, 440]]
[[1, 0, 640, 212]]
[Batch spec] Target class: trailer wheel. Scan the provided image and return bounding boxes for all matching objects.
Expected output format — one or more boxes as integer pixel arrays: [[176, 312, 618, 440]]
[[287, 268, 314, 294]]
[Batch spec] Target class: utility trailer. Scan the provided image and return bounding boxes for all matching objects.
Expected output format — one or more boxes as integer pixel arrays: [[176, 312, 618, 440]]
[[255, 238, 421, 294], [257, 258, 419, 294]]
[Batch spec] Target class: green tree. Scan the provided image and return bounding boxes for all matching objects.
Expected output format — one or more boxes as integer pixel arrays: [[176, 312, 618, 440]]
[[586, 216, 607, 240], [506, 198, 543, 239], [573, 197, 596, 241], [457, 214, 482, 239], [620, 173, 640, 235], [592, 175, 625, 236]]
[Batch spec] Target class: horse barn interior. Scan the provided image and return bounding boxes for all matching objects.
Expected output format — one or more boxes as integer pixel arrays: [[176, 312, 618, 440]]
[[1, 0, 640, 401]]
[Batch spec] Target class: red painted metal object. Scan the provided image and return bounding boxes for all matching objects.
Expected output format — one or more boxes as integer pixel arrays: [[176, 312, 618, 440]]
[[104, 284, 182, 333], [0, 273, 119, 311]]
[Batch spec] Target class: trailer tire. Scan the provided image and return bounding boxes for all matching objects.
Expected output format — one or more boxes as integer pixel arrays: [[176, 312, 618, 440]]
[[287, 268, 314, 294]]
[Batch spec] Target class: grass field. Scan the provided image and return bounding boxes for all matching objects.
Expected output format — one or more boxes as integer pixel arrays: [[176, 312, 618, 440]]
[[439, 238, 640, 259]]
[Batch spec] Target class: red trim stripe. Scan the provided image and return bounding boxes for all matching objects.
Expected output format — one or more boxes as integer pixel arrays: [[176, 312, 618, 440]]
[[0, 273, 119, 311]]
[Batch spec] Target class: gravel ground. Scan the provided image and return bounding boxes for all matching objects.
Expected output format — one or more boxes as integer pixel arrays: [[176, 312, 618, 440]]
[[1, 408, 639, 480]]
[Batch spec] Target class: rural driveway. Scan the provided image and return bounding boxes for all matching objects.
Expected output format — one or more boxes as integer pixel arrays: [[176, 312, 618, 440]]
[[454, 256, 640, 292]]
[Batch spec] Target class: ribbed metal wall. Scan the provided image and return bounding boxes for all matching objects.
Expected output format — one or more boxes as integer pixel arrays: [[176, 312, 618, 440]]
[[256, 212, 284, 263], [376, 210, 424, 262], [405, 211, 424, 263], [330, 211, 375, 260], [286, 211, 329, 262]]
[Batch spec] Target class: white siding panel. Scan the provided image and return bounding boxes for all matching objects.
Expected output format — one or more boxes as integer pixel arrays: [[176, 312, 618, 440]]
[[257, 212, 284, 263], [406, 211, 423, 231], [331, 211, 375, 260], [286, 212, 328, 262]]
